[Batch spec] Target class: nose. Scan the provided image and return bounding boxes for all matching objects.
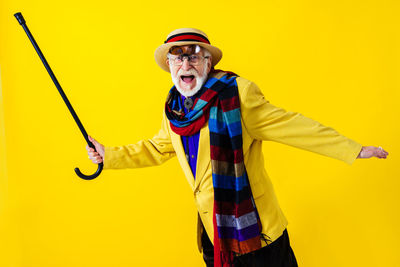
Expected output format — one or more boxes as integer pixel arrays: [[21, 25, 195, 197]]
[[181, 57, 192, 71]]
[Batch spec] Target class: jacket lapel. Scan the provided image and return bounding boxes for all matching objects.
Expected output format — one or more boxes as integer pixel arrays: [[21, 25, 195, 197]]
[[170, 129, 195, 190], [169, 121, 211, 192]]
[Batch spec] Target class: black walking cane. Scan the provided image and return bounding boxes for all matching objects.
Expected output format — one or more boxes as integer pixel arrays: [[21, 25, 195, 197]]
[[14, 12, 102, 180]]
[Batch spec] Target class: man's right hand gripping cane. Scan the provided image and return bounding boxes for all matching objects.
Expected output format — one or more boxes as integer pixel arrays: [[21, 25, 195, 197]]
[[86, 135, 105, 164]]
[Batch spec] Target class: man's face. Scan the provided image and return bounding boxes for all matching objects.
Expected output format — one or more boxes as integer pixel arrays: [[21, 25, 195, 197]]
[[166, 45, 212, 97]]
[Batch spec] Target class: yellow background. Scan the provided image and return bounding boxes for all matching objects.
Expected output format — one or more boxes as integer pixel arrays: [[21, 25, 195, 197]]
[[1, 0, 399, 266]]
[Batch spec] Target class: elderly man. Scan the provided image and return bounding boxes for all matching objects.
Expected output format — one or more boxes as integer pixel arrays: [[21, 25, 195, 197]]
[[86, 28, 389, 267]]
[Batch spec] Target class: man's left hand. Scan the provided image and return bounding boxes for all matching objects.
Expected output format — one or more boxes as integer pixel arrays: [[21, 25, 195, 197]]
[[357, 146, 389, 159]]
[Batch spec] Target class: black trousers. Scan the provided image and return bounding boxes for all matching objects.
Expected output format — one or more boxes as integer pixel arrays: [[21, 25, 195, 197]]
[[202, 227, 298, 267]]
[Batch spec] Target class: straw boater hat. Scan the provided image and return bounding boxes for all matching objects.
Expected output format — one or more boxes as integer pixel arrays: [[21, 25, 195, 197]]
[[154, 28, 222, 73]]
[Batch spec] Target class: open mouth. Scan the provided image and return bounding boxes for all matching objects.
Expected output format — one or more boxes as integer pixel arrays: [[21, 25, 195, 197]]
[[180, 75, 195, 83]]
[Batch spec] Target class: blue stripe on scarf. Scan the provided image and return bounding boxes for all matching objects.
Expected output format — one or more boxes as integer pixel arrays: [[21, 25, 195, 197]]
[[193, 98, 208, 111], [169, 109, 204, 128], [217, 223, 260, 241], [209, 118, 242, 137], [210, 107, 242, 137], [204, 76, 219, 88], [210, 107, 241, 124], [212, 173, 249, 191], [217, 74, 238, 86], [171, 94, 183, 112], [186, 109, 204, 121]]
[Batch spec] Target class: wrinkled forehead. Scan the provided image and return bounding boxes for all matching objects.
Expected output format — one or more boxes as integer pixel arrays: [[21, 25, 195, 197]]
[[169, 44, 202, 55]]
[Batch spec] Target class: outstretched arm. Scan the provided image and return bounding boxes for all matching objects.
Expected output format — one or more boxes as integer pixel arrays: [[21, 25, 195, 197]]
[[87, 113, 176, 169], [239, 79, 389, 164]]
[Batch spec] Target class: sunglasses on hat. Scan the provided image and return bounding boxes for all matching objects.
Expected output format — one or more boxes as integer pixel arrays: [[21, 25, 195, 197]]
[[169, 45, 202, 55]]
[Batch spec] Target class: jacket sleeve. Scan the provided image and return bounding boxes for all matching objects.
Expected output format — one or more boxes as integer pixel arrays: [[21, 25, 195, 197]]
[[103, 112, 176, 169], [239, 79, 363, 165]]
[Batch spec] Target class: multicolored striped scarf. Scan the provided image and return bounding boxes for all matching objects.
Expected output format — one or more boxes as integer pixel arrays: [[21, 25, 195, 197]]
[[165, 70, 263, 267]]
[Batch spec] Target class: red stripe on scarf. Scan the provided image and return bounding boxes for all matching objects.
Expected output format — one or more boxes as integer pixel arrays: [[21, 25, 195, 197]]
[[198, 87, 218, 103], [215, 198, 256, 217], [220, 235, 262, 255], [220, 97, 240, 112], [170, 115, 206, 136], [210, 146, 244, 163]]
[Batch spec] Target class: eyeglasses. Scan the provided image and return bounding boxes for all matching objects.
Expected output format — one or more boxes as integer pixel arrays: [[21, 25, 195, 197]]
[[168, 54, 210, 66]]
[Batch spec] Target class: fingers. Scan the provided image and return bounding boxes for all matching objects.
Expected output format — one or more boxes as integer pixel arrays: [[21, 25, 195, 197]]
[[87, 136, 103, 163], [377, 146, 389, 159], [86, 144, 94, 152], [88, 151, 103, 163], [378, 146, 389, 155]]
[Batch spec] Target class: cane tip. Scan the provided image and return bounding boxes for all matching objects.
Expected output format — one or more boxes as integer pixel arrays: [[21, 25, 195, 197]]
[[14, 12, 26, 25]]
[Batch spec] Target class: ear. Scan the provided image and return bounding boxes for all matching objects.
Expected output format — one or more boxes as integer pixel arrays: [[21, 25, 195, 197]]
[[166, 58, 173, 72], [206, 56, 212, 74]]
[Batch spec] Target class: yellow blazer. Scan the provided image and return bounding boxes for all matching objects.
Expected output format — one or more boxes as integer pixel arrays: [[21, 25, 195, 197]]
[[103, 72, 363, 252]]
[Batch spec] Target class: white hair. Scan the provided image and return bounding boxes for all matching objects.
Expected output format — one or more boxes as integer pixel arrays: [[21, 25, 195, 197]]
[[203, 47, 212, 58]]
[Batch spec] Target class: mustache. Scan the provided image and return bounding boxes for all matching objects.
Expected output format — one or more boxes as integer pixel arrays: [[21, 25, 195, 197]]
[[177, 68, 199, 77]]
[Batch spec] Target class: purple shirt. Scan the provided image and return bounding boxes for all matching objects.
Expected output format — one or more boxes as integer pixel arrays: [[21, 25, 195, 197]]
[[180, 93, 201, 179]]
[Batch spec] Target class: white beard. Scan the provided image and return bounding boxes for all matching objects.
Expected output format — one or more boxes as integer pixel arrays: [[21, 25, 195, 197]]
[[170, 66, 209, 97]]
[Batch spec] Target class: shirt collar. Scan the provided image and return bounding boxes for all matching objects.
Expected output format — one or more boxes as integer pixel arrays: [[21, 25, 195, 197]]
[[180, 85, 206, 102]]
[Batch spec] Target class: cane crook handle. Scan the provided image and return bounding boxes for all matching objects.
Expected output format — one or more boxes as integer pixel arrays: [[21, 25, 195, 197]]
[[14, 12, 103, 180], [74, 140, 103, 180], [75, 162, 103, 180], [75, 164, 103, 180]]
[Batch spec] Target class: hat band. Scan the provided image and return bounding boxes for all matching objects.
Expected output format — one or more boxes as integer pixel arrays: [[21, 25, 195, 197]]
[[164, 32, 210, 44]]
